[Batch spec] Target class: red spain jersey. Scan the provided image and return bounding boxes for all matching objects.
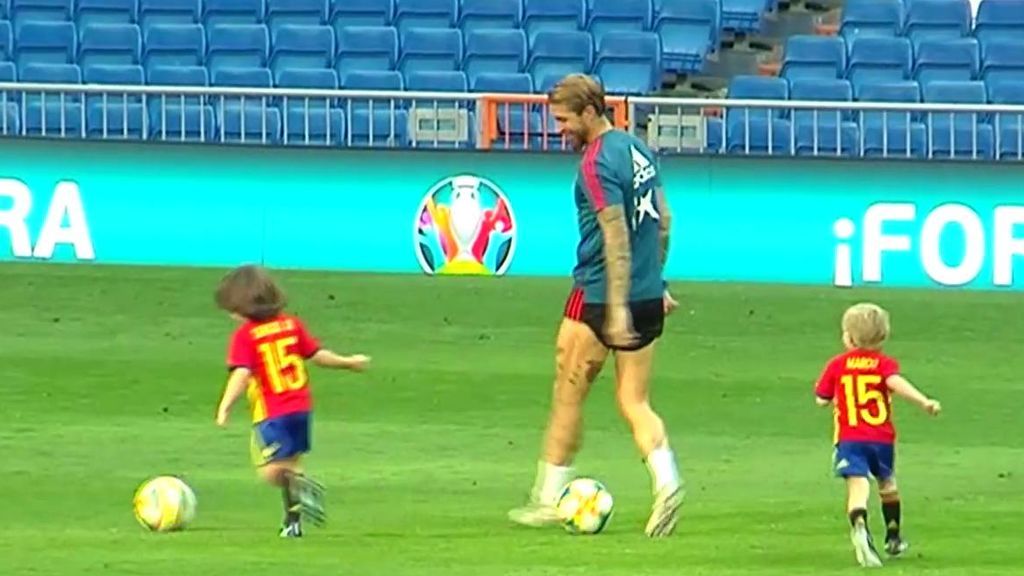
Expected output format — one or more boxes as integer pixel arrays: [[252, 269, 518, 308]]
[[226, 314, 321, 424], [815, 349, 900, 445]]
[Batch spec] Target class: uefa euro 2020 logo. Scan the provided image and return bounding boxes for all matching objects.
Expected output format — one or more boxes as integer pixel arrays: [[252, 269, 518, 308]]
[[414, 174, 517, 276]]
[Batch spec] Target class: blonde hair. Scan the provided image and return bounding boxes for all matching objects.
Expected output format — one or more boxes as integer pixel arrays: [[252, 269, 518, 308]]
[[842, 302, 891, 350], [548, 73, 607, 116]]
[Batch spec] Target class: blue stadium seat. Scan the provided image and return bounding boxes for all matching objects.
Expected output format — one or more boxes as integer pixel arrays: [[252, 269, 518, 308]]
[[463, 29, 526, 86], [471, 71, 531, 92], [139, 0, 199, 28], [83, 62, 143, 85], [398, 27, 461, 73], [654, 0, 719, 75], [76, 0, 137, 28], [922, 80, 993, 159], [147, 63, 207, 86], [980, 40, 1024, 86], [839, 0, 903, 44], [266, 0, 326, 29], [339, 69, 409, 147], [78, 23, 141, 67], [206, 23, 269, 71], [903, 0, 971, 52], [148, 98, 214, 141], [789, 78, 859, 156], [405, 69, 466, 91], [0, 20, 11, 60], [522, 0, 584, 43], [856, 81, 927, 158], [392, 0, 456, 34], [986, 80, 1024, 159], [780, 35, 847, 81], [330, 0, 392, 29], [846, 36, 912, 90], [458, 0, 519, 34], [473, 72, 538, 148], [725, 75, 792, 155], [20, 62, 83, 136], [912, 38, 978, 87], [203, 0, 265, 27], [83, 64, 144, 138], [143, 24, 204, 68], [0, 60, 16, 81], [0, 101, 19, 136], [10, 0, 73, 25], [275, 68, 345, 146], [592, 31, 660, 95], [211, 65, 281, 144], [15, 21, 76, 66], [526, 30, 592, 93], [974, 0, 1024, 47], [335, 25, 398, 80], [270, 24, 334, 73], [0, 0, 7, 20], [720, 0, 767, 34], [587, 0, 652, 47]]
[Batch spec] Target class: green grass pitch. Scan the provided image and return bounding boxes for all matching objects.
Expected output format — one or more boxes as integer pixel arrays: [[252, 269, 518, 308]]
[[1, 262, 1021, 575]]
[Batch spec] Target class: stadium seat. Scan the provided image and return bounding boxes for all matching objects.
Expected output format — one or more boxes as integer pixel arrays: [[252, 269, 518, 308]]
[[980, 40, 1024, 86], [139, 0, 199, 29], [398, 27, 462, 73], [587, 0, 652, 48], [780, 35, 847, 81], [522, 0, 585, 43], [83, 64, 145, 138], [83, 62, 143, 85], [20, 62, 83, 136], [592, 31, 660, 96], [147, 98, 214, 141], [14, 21, 76, 66], [526, 30, 592, 94], [462, 29, 526, 87], [404, 69, 466, 91], [725, 75, 792, 155], [78, 23, 142, 68], [912, 38, 979, 87], [335, 26, 398, 80], [392, 0, 457, 35], [974, 0, 1024, 47], [274, 68, 345, 146], [147, 64, 207, 108], [266, 0, 327, 29], [986, 81, 1024, 159], [330, 0, 393, 30], [922, 80, 993, 159], [0, 60, 17, 81], [143, 24, 204, 68], [903, 0, 971, 52], [211, 65, 282, 144], [720, 0, 767, 34], [0, 20, 11, 61], [203, 0, 265, 27], [789, 78, 859, 156], [10, 0, 73, 25], [839, 0, 903, 44], [0, 100, 19, 136], [471, 71, 532, 92], [76, 0, 137, 28], [857, 81, 927, 158], [206, 24, 270, 71], [654, 0, 719, 75], [458, 0, 520, 35], [338, 69, 409, 147], [846, 36, 912, 90], [270, 24, 334, 73]]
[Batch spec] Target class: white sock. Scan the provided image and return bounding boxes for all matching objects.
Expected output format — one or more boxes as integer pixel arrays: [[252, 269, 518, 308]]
[[532, 460, 574, 505], [645, 445, 681, 496]]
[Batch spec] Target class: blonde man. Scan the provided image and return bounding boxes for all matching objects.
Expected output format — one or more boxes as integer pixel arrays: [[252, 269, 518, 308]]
[[814, 302, 941, 567], [507, 74, 683, 537]]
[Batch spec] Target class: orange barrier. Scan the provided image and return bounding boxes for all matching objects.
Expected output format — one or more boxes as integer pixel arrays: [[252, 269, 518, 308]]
[[478, 93, 629, 150]]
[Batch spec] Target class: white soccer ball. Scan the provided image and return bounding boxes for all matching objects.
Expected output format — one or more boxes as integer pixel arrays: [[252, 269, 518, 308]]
[[133, 476, 197, 532], [556, 477, 614, 535]]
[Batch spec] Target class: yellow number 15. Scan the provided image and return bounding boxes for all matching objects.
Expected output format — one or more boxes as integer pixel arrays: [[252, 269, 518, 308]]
[[840, 374, 889, 427], [257, 336, 308, 394]]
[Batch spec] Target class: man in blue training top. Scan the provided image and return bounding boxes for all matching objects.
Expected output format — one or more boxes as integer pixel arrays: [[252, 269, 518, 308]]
[[508, 74, 684, 538]]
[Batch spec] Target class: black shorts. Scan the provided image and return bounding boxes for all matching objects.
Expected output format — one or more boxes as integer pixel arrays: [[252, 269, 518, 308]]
[[563, 287, 664, 352]]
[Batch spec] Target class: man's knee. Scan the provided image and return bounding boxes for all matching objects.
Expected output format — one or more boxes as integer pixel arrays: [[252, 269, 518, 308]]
[[878, 478, 899, 500]]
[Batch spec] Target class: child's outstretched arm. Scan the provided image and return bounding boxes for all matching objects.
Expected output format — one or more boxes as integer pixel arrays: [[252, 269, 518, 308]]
[[311, 349, 371, 372], [216, 367, 251, 426], [886, 374, 941, 415]]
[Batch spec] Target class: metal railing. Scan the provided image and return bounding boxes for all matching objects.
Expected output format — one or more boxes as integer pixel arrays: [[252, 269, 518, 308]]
[[2, 82, 1024, 161]]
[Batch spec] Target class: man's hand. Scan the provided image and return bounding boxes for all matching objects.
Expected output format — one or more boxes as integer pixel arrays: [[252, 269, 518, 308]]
[[663, 288, 678, 316], [604, 304, 639, 348]]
